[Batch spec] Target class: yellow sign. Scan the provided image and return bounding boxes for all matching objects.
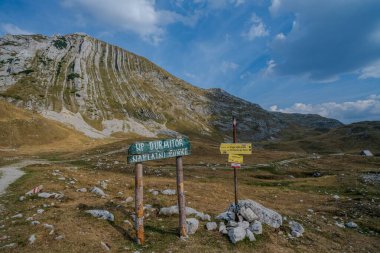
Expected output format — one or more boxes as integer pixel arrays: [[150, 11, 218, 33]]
[[220, 143, 252, 154], [228, 154, 243, 163]]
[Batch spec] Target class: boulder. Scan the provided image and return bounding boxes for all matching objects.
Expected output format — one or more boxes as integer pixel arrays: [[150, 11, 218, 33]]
[[85, 210, 114, 221], [159, 206, 210, 221], [91, 187, 105, 197], [161, 189, 176, 195], [219, 222, 227, 234], [250, 220, 263, 235], [186, 218, 199, 234], [345, 221, 358, 228], [228, 226, 246, 244], [239, 206, 258, 222], [289, 221, 304, 237], [231, 200, 282, 228], [38, 192, 64, 199], [246, 229, 256, 241], [206, 222, 217, 231], [216, 211, 236, 221]]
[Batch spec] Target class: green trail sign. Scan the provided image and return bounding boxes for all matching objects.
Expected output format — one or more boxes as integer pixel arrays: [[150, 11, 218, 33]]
[[127, 138, 191, 163]]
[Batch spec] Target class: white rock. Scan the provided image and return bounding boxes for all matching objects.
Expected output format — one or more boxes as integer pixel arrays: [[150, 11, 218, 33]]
[[238, 221, 250, 230], [239, 206, 258, 222], [161, 189, 176, 195], [151, 190, 159, 196], [58, 177, 66, 181], [55, 235, 65, 240], [91, 187, 105, 197], [335, 222, 345, 228], [227, 220, 239, 227], [100, 181, 108, 189], [219, 222, 228, 234], [125, 196, 133, 203], [76, 188, 87, 193], [206, 222, 217, 231], [246, 229, 256, 241], [19, 196, 25, 201], [231, 200, 282, 228], [12, 213, 23, 219], [101, 241, 110, 251], [31, 221, 40, 225], [215, 211, 235, 221], [333, 195, 340, 200], [250, 220, 263, 235], [186, 218, 199, 234], [29, 234, 36, 244], [37, 209, 45, 214], [228, 226, 246, 244], [38, 192, 64, 199], [43, 223, 54, 230], [85, 210, 114, 221], [345, 221, 358, 228], [289, 221, 304, 237], [0, 243, 17, 249]]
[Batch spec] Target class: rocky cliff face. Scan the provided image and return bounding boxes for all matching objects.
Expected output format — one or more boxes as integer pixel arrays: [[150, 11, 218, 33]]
[[0, 34, 342, 141]]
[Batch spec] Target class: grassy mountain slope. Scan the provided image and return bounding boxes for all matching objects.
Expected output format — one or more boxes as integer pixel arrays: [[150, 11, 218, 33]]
[[0, 34, 342, 142]]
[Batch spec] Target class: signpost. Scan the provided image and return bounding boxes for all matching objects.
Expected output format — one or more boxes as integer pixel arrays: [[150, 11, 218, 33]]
[[128, 137, 191, 244], [220, 117, 252, 218]]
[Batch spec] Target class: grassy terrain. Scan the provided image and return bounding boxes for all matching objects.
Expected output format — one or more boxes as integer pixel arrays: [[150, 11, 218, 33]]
[[0, 140, 379, 252]]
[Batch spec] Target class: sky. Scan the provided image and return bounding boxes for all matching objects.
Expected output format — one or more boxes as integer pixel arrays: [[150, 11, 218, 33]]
[[0, 0, 379, 123]]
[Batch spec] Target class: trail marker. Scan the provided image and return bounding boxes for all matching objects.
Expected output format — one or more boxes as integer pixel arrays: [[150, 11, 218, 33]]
[[128, 137, 191, 244], [228, 154, 243, 164], [220, 143, 252, 154]]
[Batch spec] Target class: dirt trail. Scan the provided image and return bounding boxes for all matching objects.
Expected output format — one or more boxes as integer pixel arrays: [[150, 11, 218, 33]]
[[0, 160, 49, 195]]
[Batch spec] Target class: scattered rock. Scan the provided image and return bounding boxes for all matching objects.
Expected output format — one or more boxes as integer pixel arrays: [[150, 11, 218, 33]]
[[125, 196, 133, 203], [228, 226, 246, 244], [37, 209, 45, 214], [101, 241, 110, 251], [43, 223, 54, 230], [76, 188, 87, 193], [91, 187, 106, 197], [219, 222, 228, 234], [186, 218, 199, 234], [246, 229, 256, 241], [29, 234, 36, 244], [99, 180, 108, 190], [312, 172, 321, 177], [161, 189, 176, 195], [250, 220, 262, 235], [333, 195, 340, 200], [206, 222, 217, 231], [215, 211, 235, 221], [227, 220, 239, 227], [19, 196, 25, 201], [151, 190, 159, 196], [58, 177, 66, 181], [12, 213, 23, 219], [159, 206, 210, 221], [345, 221, 358, 228], [55, 235, 65, 240], [239, 206, 258, 222], [31, 221, 40, 225], [335, 222, 345, 228], [289, 221, 304, 237], [85, 210, 114, 221], [38, 192, 64, 199], [0, 243, 17, 249]]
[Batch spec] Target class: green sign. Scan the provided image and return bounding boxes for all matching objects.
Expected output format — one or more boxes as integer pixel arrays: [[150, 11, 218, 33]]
[[127, 138, 191, 163]]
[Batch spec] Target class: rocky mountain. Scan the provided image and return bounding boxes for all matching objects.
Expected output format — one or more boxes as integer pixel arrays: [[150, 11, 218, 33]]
[[0, 33, 342, 141]]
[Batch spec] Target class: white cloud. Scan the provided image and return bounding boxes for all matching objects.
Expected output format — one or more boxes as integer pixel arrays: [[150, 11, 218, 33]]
[[269, 0, 282, 15], [62, 0, 192, 44], [1, 23, 32, 35], [270, 95, 380, 123], [221, 61, 239, 73], [359, 60, 380, 79], [262, 59, 276, 76], [243, 13, 269, 41], [193, 0, 245, 9], [275, 32, 286, 41]]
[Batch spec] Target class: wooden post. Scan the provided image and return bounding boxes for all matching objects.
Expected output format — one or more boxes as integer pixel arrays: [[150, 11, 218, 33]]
[[135, 162, 144, 245], [232, 117, 239, 218], [176, 156, 187, 238]]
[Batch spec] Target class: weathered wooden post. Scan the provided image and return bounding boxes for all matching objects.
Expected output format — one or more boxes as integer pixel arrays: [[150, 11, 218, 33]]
[[135, 162, 144, 245], [176, 156, 187, 238], [232, 117, 238, 209]]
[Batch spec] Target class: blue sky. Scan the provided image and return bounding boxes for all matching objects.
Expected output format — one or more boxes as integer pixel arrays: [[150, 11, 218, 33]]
[[0, 0, 379, 123]]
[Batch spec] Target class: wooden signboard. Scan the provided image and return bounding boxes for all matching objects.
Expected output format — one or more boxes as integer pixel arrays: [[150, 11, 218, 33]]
[[127, 137, 191, 244], [220, 143, 252, 155]]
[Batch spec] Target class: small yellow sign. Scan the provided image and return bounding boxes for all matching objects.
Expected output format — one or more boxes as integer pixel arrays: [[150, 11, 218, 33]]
[[228, 154, 243, 163], [220, 143, 252, 154]]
